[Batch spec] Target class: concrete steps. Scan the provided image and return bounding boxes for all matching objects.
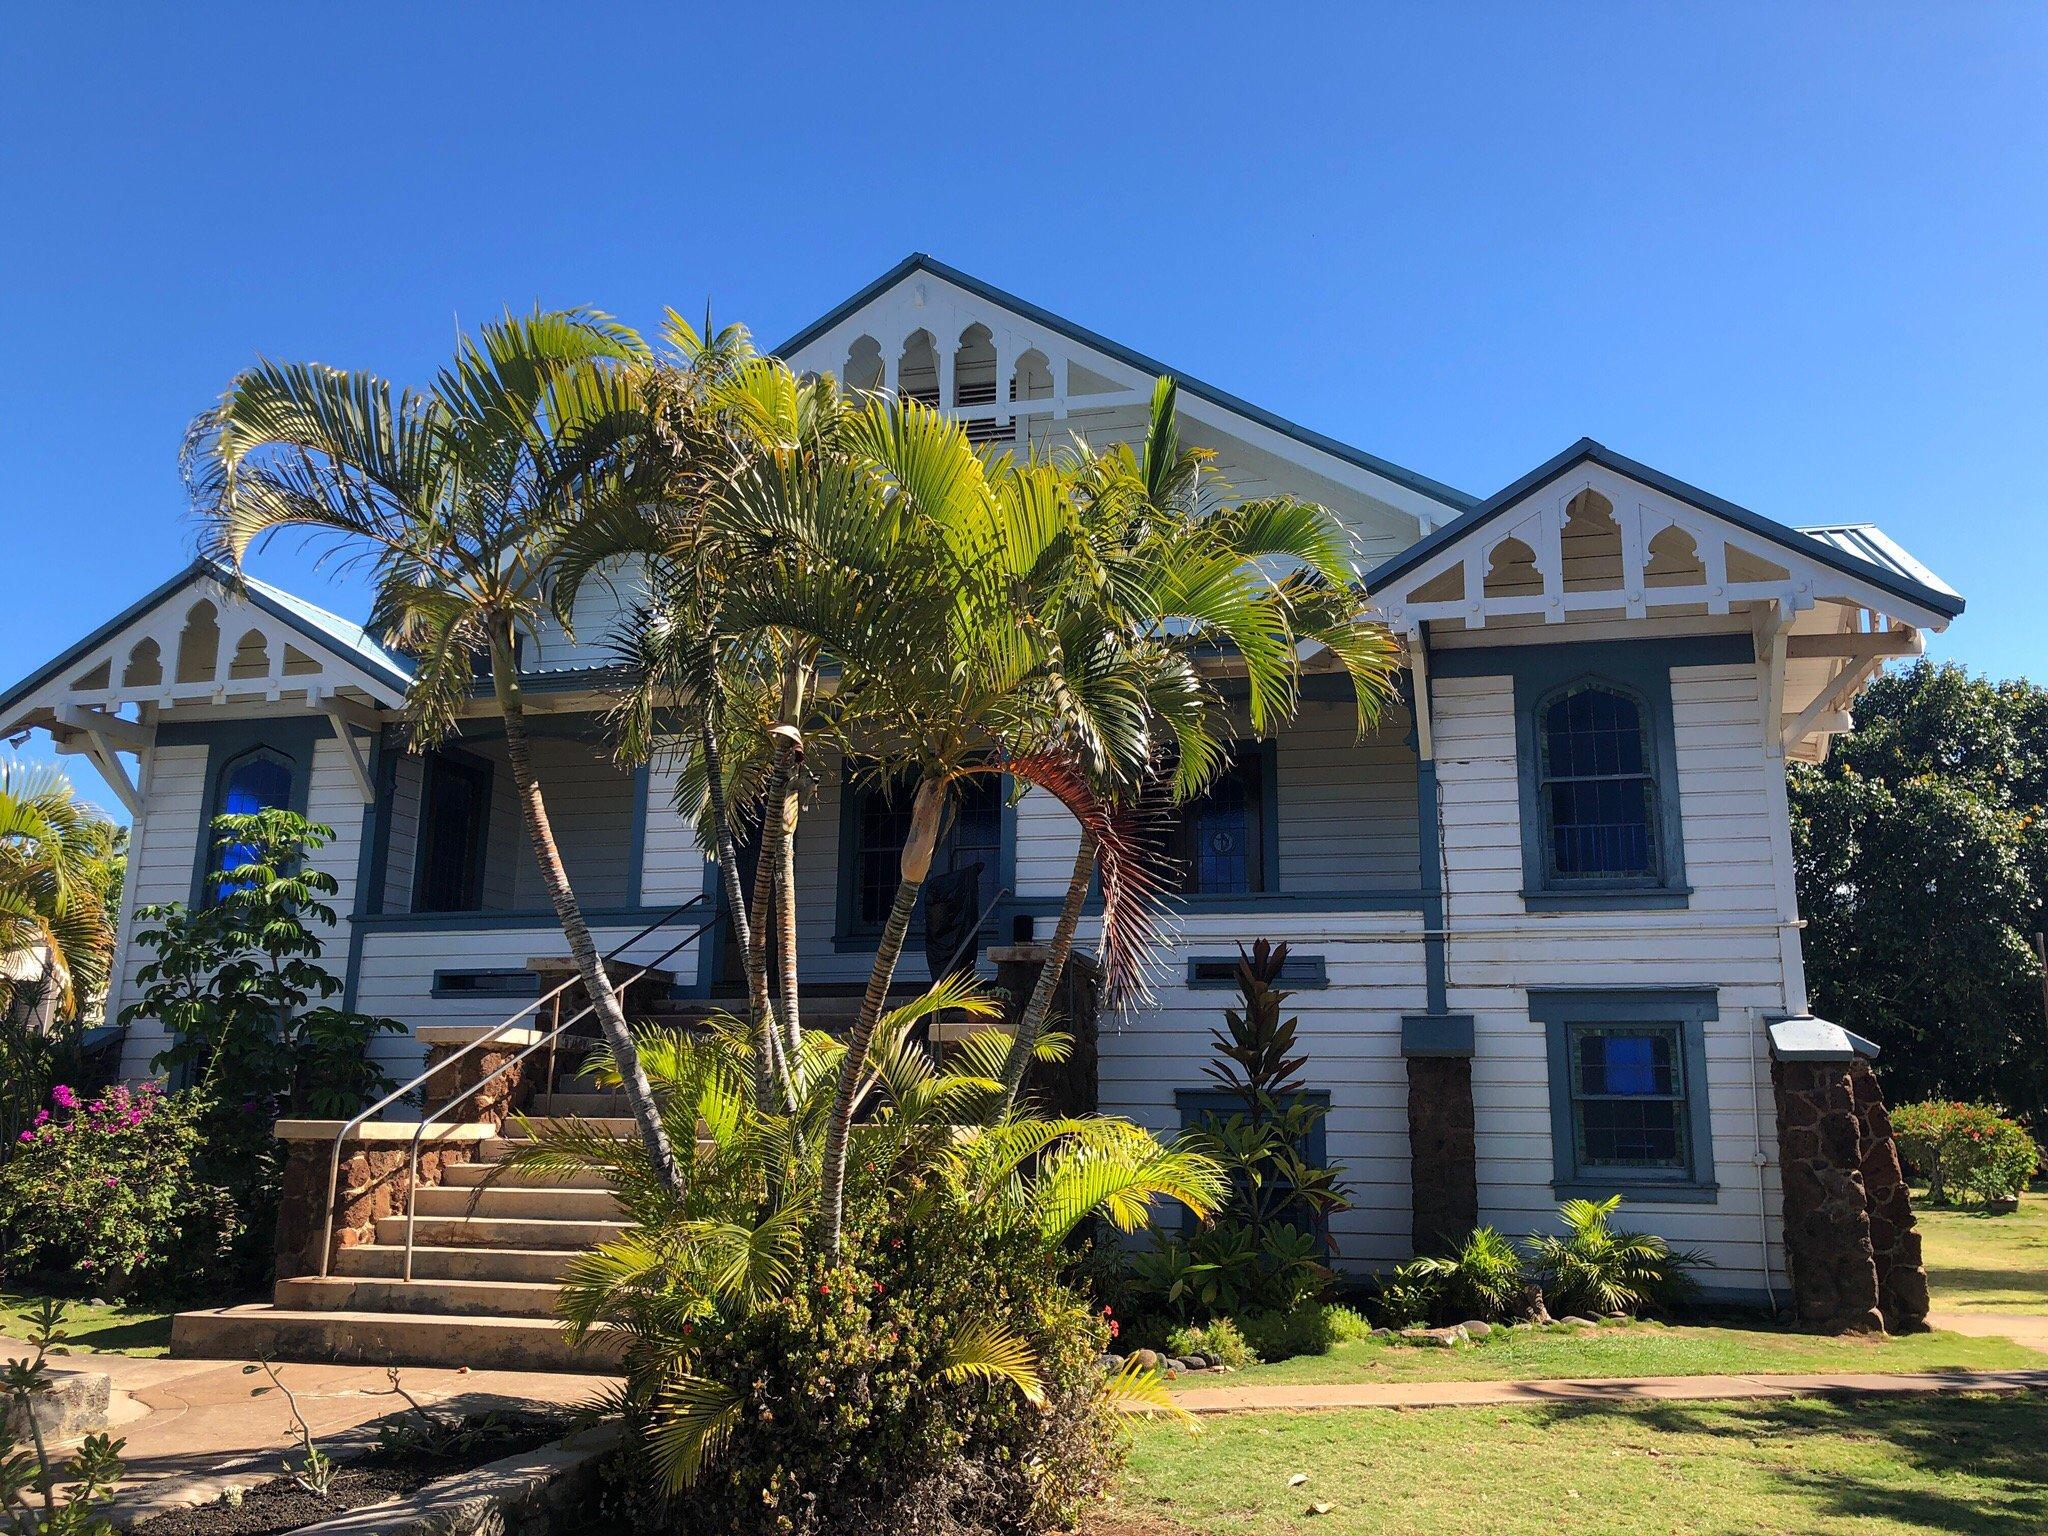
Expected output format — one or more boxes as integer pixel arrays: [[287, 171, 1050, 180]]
[[334, 1244, 579, 1283], [411, 1184, 622, 1220], [170, 1305, 620, 1373], [274, 1275, 564, 1318], [175, 1105, 642, 1371]]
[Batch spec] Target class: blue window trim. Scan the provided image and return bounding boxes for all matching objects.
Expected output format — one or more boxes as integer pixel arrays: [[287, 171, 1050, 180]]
[[1432, 636, 1753, 912], [1185, 954, 1328, 989], [1530, 986, 1719, 1203], [161, 717, 327, 909], [410, 746, 494, 915], [1160, 739, 1279, 898], [833, 764, 1014, 950]]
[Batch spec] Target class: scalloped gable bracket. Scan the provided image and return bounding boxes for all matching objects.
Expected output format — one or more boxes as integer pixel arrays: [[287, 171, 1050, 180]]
[[1365, 445, 1961, 641], [0, 562, 410, 811]]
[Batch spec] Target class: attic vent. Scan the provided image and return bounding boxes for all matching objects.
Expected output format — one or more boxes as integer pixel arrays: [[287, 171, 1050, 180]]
[[432, 968, 542, 999]]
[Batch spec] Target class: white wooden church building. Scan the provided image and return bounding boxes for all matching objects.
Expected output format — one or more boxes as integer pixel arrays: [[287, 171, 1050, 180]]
[[1, 255, 1962, 1337]]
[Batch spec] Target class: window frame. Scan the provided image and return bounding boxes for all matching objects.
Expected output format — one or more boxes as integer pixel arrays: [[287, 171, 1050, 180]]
[[834, 764, 1011, 949], [1531, 987, 1719, 1203], [410, 747, 494, 914], [1533, 677, 1663, 890], [176, 717, 323, 909], [1160, 740, 1280, 899]]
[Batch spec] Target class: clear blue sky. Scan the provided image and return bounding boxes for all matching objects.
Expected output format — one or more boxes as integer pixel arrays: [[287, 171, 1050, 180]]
[[3, 4, 2042, 817]]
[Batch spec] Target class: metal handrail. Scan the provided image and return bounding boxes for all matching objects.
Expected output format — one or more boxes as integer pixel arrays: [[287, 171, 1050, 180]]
[[398, 908, 722, 1279], [315, 893, 712, 1278]]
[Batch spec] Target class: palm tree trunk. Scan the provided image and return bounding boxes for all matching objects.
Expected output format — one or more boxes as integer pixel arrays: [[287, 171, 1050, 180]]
[[491, 628, 682, 1194], [998, 829, 1097, 1109], [817, 776, 944, 1253], [699, 718, 787, 1111]]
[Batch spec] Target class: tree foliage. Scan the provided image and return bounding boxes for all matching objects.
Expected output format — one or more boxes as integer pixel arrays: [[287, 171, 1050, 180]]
[[1789, 662, 2048, 1123]]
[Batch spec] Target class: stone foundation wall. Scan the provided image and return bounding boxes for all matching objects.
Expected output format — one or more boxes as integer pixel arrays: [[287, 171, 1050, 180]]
[[1771, 1053, 1928, 1334], [422, 1039, 533, 1127], [1407, 1055, 1478, 1255], [272, 1132, 466, 1280]]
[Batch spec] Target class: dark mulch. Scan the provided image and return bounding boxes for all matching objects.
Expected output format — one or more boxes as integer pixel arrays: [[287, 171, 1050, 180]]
[[124, 1412, 572, 1536]]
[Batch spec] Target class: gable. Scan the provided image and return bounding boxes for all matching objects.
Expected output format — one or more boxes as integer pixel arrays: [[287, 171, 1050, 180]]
[[1365, 439, 1962, 638], [775, 254, 1472, 560], [0, 560, 412, 738]]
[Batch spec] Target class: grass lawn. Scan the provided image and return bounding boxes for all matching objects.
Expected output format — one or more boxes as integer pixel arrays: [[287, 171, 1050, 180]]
[[1914, 1186, 2048, 1316], [1211, 1315, 2042, 1389], [1103, 1392, 2048, 1535], [0, 1290, 174, 1357]]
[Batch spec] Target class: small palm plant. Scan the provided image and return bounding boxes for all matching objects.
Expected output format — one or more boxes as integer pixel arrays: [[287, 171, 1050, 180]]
[[494, 981, 1222, 1514], [1380, 1227, 1530, 1327], [1524, 1196, 1708, 1318]]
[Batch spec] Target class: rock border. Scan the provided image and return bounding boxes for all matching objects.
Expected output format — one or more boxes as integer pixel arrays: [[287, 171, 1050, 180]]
[[289, 1423, 619, 1536]]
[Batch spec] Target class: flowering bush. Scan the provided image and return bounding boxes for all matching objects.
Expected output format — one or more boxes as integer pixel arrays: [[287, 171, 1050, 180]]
[[1893, 1100, 2040, 1204], [0, 1082, 243, 1299]]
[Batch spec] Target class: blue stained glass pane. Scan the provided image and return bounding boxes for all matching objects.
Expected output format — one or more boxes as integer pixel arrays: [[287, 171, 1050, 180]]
[[212, 753, 293, 896]]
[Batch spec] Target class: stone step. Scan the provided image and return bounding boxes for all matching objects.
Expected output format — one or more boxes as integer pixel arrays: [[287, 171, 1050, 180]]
[[375, 1213, 628, 1249], [412, 1184, 622, 1221], [497, 1116, 638, 1138], [333, 1244, 580, 1283], [528, 1092, 630, 1117], [274, 1275, 562, 1318], [171, 1305, 619, 1373], [440, 1160, 613, 1191]]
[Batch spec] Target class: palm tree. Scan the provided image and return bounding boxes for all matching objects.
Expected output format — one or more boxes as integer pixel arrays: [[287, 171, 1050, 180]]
[[0, 761, 119, 1021], [495, 986, 1219, 1491], [993, 379, 1401, 1105], [186, 310, 686, 1192]]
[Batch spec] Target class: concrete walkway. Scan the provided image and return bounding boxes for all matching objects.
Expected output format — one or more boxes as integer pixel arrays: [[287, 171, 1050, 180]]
[[1168, 1365, 2048, 1414], [1, 1341, 611, 1523], [1927, 1309, 2048, 1351]]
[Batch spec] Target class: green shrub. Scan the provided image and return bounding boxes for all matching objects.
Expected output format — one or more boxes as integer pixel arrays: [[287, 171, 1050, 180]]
[[1236, 1301, 1370, 1362], [1131, 941, 1348, 1322], [0, 1082, 244, 1299], [1893, 1100, 2040, 1204], [1379, 1226, 1530, 1326], [1524, 1197, 1706, 1318], [1165, 1318, 1256, 1369]]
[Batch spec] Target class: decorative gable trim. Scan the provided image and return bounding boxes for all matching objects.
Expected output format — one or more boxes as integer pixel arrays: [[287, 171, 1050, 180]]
[[1365, 439, 1962, 635], [775, 253, 1475, 524]]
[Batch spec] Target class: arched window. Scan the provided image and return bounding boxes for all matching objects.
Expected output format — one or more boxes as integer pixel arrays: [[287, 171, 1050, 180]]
[[1536, 682, 1658, 882], [208, 746, 295, 898]]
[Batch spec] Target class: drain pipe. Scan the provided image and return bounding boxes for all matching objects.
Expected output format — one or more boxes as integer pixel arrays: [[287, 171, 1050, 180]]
[[1747, 1013, 1778, 1315]]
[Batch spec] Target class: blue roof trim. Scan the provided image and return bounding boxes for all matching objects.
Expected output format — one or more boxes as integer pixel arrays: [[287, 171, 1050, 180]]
[[1363, 437, 1964, 621], [772, 253, 1478, 513], [0, 558, 414, 726]]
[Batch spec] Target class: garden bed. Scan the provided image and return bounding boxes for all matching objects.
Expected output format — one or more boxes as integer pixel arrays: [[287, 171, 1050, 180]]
[[123, 1409, 573, 1536]]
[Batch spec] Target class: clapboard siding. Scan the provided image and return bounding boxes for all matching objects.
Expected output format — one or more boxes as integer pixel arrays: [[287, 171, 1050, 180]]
[[114, 735, 365, 1079], [1429, 660, 1791, 1293], [350, 920, 707, 1078], [640, 745, 709, 907], [112, 745, 210, 1077], [1015, 699, 1420, 902]]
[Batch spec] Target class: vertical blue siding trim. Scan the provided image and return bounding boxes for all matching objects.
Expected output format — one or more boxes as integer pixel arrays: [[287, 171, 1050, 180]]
[[1402, 654, 1450, 1017], [342, 730, 398, 1015], [625, 759, 650, 906]]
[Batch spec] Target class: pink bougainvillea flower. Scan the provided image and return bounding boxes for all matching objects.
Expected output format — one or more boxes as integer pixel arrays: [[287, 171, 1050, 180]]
[[51, 1085, 79, 1110]]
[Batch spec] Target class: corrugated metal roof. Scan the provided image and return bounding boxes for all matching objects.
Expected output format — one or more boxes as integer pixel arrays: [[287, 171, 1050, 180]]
[[232, 566, 414, 687], [1796, 524, 1961, 608]]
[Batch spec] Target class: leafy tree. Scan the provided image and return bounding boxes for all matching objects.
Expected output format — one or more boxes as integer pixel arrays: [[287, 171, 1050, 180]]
[[1789, 661, 2048, 1122], [0, 761, 119, 1022], [126, 809, 402, 1116], [186, 310, 687, 1189]]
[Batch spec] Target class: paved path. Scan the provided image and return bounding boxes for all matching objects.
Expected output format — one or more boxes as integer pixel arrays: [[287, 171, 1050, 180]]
[[0, 1341, 611, 1522], [1167, 1365, 2048, 1414], [1926, 1309, 2048, 1351]]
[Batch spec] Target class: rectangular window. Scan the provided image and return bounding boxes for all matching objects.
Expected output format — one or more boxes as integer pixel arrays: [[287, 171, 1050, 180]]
[[1568, 1024, 1687, 1170], [1532, 988, 1718, 1201], [842, 769, 1002, 938], [413, 751, 492, 913], [1163, 745, 1269, 896]]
